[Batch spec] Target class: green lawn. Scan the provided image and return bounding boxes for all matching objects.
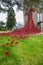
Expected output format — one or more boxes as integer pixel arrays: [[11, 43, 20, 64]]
[[0, 35, 43, 65]]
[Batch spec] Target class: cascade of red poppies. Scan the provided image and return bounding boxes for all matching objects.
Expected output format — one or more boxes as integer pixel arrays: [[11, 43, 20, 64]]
[[11, 8, 41, 35], [0, 8, 41, 36]]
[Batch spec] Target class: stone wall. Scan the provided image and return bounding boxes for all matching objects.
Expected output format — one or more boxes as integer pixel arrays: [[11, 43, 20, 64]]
[[32, 11, 38, 27], [24, 10, 43, 31], [33, 11, 43, 31]]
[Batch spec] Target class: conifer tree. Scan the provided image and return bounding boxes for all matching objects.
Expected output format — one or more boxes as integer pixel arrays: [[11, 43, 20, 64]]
[[6, 7, 16, 30]]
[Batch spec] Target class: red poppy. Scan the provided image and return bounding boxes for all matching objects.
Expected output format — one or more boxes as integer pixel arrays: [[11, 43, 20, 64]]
[[10, 40, 14, 44], [4, 51, 10, 56], [12, 35, 17, 38], [2, 44, 5, 47], [15, 42, 19, 44], [22, 35, 27, 39], [1, 33, 5, 36]]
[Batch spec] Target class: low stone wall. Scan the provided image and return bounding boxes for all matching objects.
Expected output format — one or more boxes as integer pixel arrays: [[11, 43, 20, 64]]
[[0, 31, 11, 33]]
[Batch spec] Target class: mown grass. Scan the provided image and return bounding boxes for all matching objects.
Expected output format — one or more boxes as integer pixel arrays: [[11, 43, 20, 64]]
[[0, 35, 43, 65]]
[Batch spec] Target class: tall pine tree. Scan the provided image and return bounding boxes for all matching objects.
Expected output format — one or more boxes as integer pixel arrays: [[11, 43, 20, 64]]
[[6, 7, 16, 30]]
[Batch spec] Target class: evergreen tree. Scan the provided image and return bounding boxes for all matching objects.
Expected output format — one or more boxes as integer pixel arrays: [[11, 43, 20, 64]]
[[6, 7, 16, 30]]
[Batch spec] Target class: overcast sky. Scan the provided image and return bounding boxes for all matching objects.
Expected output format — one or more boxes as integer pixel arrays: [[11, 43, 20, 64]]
[[0, 4, 24, 25], [0, 0, 24, 25]]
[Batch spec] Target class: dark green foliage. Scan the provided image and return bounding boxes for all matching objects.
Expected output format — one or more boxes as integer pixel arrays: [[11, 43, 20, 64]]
[[6, 7, 16, 30], [0, 21, 6, 31], [0, 21, 5, 25], [24, 0, 43, 11]]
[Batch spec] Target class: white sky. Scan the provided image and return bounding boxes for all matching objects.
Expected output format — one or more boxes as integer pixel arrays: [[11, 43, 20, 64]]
[[0, 5, 24, 25]]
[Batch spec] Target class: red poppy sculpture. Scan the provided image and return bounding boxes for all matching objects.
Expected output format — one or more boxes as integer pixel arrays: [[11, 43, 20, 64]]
[[11, 8, 41, 35]]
